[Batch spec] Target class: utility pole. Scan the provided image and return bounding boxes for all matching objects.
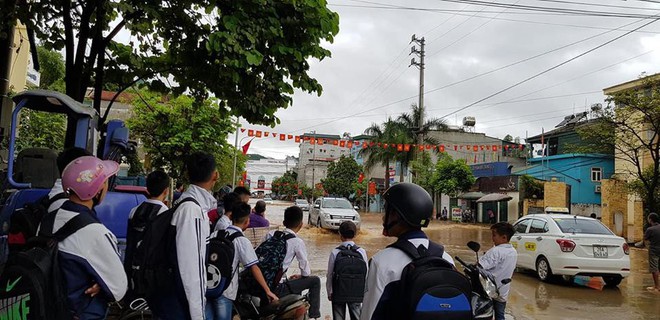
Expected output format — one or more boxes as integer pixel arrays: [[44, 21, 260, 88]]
[[231, 117, 240, 188], [409, 35, 425, 148], [310, 130, 317, 203]]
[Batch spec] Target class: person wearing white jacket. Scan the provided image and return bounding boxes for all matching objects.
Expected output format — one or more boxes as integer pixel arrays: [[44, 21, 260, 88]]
[[150, 152, 216, 320]]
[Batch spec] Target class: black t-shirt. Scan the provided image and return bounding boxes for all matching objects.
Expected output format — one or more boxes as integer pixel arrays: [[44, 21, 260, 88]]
[[645, 224, 660, 256]]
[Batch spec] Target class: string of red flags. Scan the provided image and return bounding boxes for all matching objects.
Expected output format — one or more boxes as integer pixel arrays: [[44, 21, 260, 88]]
[[242, 128, 526, 153]]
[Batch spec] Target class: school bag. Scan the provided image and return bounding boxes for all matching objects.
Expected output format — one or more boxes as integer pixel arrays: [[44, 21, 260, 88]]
[[206, 230, 243, 298], [7, 192, 67, 253], [0, 211, 97, 320], [331, 245, 367, 303], [241, 230, 295, 294], [130, 197, 199, 297], [123, 202, 164, 276], [387, 240, 473, 320]]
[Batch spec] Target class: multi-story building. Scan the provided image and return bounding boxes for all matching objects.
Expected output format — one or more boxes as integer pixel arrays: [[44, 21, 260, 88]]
[[246, 156, 298, 196], [296, 133, 346, 188]]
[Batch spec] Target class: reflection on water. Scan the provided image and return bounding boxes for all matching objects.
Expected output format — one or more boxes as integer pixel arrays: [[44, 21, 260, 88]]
[[264, 205, 660, 319]]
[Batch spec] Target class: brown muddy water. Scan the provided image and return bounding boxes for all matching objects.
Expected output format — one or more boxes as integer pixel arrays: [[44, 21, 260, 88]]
[[262, 202, 660, 320]]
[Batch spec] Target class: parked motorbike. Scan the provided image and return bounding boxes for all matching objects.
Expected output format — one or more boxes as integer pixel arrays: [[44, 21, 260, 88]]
[[455, 241, 511, 319], [233, 291, 310, 320]]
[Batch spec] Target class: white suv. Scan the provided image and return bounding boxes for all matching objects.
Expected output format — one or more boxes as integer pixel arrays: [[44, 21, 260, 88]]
[[309, 197, 361, 230], [511, 214, 630, 286]]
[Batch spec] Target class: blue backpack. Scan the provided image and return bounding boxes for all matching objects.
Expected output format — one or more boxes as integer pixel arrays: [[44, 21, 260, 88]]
[[388, 240, 473, 320], [206, 230, 243, 298]]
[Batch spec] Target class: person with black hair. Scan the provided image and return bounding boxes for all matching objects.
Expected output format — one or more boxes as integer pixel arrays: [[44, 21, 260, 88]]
[[233, 186, 251, 203], [248, 200, 270, 228], [645, 212, 660, 293], [124, 171, 171, 281], [206, 202, 278, 320], [48, 147, 93, 212], [264, 206, 322, 319], [479, 222, 517, 320], [361, 183, 455, 320], [214, 192, 241, 231], [148, 152, 217, 320]]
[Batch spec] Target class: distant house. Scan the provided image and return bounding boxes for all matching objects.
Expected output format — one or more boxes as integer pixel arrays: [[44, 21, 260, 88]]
[[525, 112, 601, 157]]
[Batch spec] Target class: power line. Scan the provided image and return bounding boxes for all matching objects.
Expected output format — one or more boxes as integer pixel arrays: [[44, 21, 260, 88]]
[[524, 0, 660, 11], [437, 17, 660, 120]]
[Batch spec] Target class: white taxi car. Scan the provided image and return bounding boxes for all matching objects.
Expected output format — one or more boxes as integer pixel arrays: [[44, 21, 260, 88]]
[[511, 214, 630, 286]]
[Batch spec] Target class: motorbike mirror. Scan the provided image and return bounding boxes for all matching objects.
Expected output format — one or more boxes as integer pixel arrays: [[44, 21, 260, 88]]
[[501, 278, 512, 285], [467, 241, 481, 253]]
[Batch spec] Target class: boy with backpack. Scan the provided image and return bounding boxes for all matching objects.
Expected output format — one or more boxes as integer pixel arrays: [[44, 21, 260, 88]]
[[214, 192, 241, 231], [144, 152, 216, 320], [206, 202, 278, 320], [42, 156, 127, 318], [361, 183, 464, 320], [327, 221, 368, 320], [124, 170, 170, 289], [479, 222, 517, 320], [263, 206, 322, 319]]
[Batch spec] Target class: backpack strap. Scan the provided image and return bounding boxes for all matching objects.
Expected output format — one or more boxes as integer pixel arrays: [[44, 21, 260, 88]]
[[48, 192, 68, 205], [388, 239, 427, 260], [176, 197, 200, 209], [39, 212, 97, 242], [227, 231, 244, 242]]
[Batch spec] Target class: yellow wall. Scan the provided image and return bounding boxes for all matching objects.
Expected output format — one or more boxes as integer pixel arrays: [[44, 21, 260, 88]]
[[543, 181, 569, 208], [8, 23, 30, 93]]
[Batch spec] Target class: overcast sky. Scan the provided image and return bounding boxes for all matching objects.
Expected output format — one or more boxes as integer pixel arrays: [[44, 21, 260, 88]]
[[233, 0, 660, 159]]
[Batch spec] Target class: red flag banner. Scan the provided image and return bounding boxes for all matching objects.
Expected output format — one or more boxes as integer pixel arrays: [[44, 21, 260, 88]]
[[492, 145, 498, 151], [242, 138, 254, 155], [480, 145, 484, 150], [426, 145, 432, 150], [333, 140, 339, 146], [370, 142, 376, 147], [473, 145, 478, 152], [240, 128, 246, 133], [383, 143, 389, 148], [279, 134, 286, 141], [439, 145, 445, 152], [397, 144, 403, 151], [271, 132, 277, 137], [264, 132, 270, 137], [288, 135, 293, 139], [248, 129, 254, 137], [362, 142, 368, 148], [340, 141, 346, 147], [348, 141, 354, 148], [404, 144, 410, 152], [310, 139, 315, 145], [318, 139, 324, 145], [295, 136, 301, 143], [256, 131, 262, 138], [419, 145, 424, 151]]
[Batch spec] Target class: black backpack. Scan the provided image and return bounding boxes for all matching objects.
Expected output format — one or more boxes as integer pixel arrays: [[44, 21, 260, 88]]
[[124, 202, 164, 276], [241, 231, 295, 295], [206, 230, 243, 298], [331, 245, 367, 303], [387, 240, 473, 320], [130, 197, 198, 297], [8, 193, 67, 253], [0, 211, 96, 320]]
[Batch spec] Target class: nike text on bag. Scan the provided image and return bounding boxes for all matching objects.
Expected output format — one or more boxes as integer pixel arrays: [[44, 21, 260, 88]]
[[331, 245, 367, 303], [241, 231, 295, 294], [0, 212, 96, 320], [131, 198, 199, 297], [206, 230, 243, 298], [388, 240, 473, 320]]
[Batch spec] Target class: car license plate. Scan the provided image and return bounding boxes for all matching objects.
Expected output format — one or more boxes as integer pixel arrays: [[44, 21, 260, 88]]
[[593, 246, 608, 258]]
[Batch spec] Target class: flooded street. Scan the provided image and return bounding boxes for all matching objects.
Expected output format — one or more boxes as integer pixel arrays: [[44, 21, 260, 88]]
[[261, 201, 660, 320]]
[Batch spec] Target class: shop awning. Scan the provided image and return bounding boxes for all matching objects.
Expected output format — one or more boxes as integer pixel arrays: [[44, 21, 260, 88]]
[[457, 192, 486, 200], [477, 193, 513, 203]]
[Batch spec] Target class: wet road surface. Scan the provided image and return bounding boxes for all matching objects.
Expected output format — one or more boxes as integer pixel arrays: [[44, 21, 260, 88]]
[[260, 201, 660, 320]]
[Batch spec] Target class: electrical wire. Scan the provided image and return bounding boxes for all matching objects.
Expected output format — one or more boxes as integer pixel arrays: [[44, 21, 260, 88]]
[[526, 0, 660, 11], [437, 17, 660, 120]]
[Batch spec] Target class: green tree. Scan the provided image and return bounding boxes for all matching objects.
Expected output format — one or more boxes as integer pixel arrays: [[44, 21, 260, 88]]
[[126, 91, 245, 184], [359, 118, 403, 190], [322, 155, 362, 198], [411, 151, 435, 193], [301, 184, 323, 200], [5, 1, 339, 126], [574, 75, 660, 215], [520, 174, 544, 199], [432, 153, 475, 197], [35, 46, 65, 91], [272, 170, 298, 200], [396, 103, 448, 181], [503, 134, 513, 142]]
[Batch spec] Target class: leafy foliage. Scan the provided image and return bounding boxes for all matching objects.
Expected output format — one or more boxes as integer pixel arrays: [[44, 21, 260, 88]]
[[36, 46, 66, 91], [322, 155, 362, 198], [520, 175, 544, 199], [396, 103, 448, 180], [9, 0, 339, 125], [272, 170, 298, 200], [126, 91, 246, 184], [359, 118, 403, 190], [411, 151, 435, 193], [574, 75, 660, 213], [432, 153, 475, 197], [503, 134, 513, 142]]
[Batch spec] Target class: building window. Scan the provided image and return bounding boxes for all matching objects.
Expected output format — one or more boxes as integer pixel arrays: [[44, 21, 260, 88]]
[[591, 167, 602, 182]]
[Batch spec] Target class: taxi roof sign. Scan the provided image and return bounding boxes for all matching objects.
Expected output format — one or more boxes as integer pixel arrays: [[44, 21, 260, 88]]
[[545, 207, 570, 214]]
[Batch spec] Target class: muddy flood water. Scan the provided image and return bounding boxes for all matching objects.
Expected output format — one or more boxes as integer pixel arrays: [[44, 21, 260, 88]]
[[261, 201, 660, 320]]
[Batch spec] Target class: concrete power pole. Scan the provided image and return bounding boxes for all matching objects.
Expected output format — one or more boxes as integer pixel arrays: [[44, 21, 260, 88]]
[[310, 130, 317, 203], [409, 35, 425, 148]]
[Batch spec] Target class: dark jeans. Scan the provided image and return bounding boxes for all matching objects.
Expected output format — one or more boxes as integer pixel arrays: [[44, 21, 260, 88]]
[[332, 302, 361, 320], [493, 300, 506, 320], [277, 276, 321, 318]]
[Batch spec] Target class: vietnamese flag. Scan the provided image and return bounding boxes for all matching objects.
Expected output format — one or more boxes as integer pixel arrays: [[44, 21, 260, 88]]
[[439, 145, 445, 152], [404, 144, 411, 152], [340, 141, 346, 147], [397, 144, 403, 151], [383, 143, 389, 148], [333, 140, 339, 146], [310, 139, 316, 145], [264, 132, 270, 137], [280, 134, 286, 141], [492, 145, 498, 151], [419, 145, 424, 151], [256, 131, 262, 138], [318, 139, 324, 145], [288, 135, 293, 140], [295, 136, 301, 143], [248, 129, 255, 137], [347, 141, 354, 148], [362, 142, 368, 148], [426, 145, 432, 150], [473, 145, 478, 152]]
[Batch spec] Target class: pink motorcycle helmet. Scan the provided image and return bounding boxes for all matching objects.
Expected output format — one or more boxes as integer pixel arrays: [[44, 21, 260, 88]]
[[62, 156, 120, 201]]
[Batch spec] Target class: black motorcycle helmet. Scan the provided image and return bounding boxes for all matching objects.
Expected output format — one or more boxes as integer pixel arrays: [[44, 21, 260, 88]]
[[382, 182, 433, 229]]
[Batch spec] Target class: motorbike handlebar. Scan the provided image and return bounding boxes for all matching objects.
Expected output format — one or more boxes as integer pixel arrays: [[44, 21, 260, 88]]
[[454, 256, 470, 269]]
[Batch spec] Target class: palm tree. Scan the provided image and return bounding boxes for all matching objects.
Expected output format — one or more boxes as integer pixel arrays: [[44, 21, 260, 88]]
[[396, 103, 448, 181], [360, 118, 403, 190]]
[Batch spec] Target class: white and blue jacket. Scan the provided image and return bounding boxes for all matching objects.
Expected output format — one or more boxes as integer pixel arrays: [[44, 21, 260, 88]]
[[49, 201, 127, 319]]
